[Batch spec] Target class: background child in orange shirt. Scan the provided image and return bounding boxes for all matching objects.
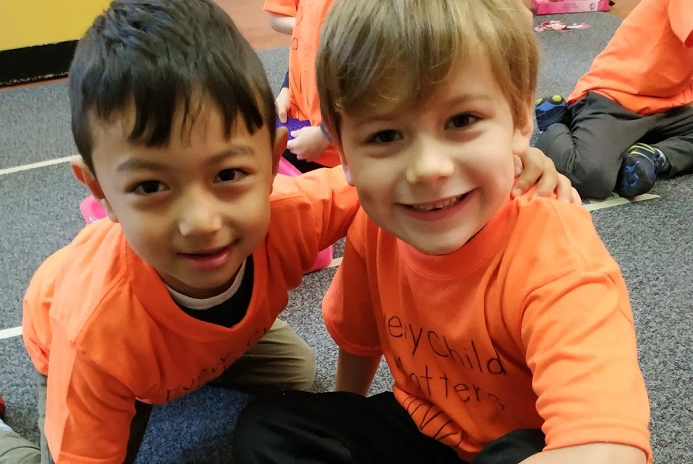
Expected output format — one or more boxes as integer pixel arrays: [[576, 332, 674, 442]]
[[535, 0, 693, 199], [231, 1, 651, 463]]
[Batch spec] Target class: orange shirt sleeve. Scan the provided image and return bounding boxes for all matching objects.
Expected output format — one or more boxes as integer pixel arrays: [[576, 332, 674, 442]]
[[22, 248, 72, 375], [514, 202, 651, 462], [670, 0, 693, 46], [45, 326, 137, 464], [322, 211, 382, 357], [279, 166, 359, 252], [263, 0, 299, 16]]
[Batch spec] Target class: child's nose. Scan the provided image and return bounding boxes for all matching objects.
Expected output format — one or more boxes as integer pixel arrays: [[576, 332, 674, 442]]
[[178, 208, 223, 237], [177, 191, 223, 237], [405, 147, 455, 185]]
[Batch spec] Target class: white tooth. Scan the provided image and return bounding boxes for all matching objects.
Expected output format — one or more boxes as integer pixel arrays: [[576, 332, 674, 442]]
[[411, 195, 461, 211]]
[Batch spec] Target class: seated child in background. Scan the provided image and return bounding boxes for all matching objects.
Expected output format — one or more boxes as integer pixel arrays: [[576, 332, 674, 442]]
[[0, 1, 572, 463], [535, 0, 693, 199], [231, 0, 651, 463], [276, 0, 544, 174], [263, 0, 298, 35]]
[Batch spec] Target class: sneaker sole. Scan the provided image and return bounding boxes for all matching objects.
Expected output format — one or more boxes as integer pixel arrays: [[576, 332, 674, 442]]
[[617, 153, 656, 198]]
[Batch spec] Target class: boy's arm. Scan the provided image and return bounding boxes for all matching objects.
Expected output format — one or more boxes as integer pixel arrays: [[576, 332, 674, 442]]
[[513, 205, 651, 462], [45, 329, 137, 464], [323, 211, 383, 393], [335, 348, 381, 395], [520, 443, 646, 464], [263, 0, 298, 34], [268, 13, 296, 35], [669, 0, 693, 46], [288, 166, 360, 251]]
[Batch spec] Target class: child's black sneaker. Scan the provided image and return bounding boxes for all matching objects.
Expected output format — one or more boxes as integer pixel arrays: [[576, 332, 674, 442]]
[[616, 143, 670, 198], [535, 95, 569, 131]]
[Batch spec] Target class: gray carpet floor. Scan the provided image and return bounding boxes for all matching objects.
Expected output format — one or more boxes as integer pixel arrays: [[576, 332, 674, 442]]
[[0, 12, 691, 464]]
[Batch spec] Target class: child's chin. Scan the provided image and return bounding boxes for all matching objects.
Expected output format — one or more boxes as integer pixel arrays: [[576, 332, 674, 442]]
[[413, 238, 469, 256]]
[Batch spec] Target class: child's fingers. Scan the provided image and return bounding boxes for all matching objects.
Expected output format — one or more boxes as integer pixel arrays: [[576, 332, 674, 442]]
[[550, 173, 575, 202], [533, 164, 559, 198], [513, 153, 547, 197], [513, 155, 523, 176]]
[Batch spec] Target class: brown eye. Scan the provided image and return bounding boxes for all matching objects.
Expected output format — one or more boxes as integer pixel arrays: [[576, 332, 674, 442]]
[[369, 130, 402, 144], [133, 181, 166, 195], [446, 114, 477, 129], [215, 169, 247, 183]]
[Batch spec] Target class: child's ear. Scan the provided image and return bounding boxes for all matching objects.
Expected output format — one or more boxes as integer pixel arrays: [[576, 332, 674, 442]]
[[271, 127, 288, 176], [338, 150, 354, 186], [70, 156, 119, 223], [512, 100, 534, 155]]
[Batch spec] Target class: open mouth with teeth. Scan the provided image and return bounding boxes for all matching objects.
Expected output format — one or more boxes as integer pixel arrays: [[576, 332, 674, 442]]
[[407, 194, 467, 211]]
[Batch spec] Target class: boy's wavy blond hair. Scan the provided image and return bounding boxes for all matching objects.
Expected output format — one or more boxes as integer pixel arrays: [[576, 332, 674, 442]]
[[317, 0, 539, 146]]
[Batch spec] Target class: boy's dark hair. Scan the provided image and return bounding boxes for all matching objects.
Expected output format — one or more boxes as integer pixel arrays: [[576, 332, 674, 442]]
[[70, 0, 276, 172]]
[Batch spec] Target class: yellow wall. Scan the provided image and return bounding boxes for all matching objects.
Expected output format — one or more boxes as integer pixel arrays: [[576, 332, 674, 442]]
[[0, 0, 111, 52]]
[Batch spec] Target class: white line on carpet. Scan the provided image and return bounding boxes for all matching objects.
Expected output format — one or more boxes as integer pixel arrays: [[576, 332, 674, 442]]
[[0, 156, 72, 176], [583, 193, 659, 211], [0, 326, 22, 340]]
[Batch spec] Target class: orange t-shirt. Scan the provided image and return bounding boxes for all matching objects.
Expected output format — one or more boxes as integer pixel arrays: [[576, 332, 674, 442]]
[[22, 167, 358, 464], [324, 195, 652, 462], [263, 0, 299, 16], [569, 0, 693, 114], [287, 0, 340, 167]]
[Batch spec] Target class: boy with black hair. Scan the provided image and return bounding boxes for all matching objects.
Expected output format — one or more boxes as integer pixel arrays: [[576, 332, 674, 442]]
[[14, 0, 357, 462]]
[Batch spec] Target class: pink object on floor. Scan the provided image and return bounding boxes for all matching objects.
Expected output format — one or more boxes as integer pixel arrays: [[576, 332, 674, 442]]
[[78, 157, 334, 274], [534, 20, 591, 32], [80, 195, 107, 224], [532, 0, 609, 15]]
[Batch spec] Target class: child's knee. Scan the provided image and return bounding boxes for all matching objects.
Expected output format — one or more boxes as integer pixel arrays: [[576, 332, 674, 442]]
[[282, 337, 316, 391], [575, 164, 616, 199]]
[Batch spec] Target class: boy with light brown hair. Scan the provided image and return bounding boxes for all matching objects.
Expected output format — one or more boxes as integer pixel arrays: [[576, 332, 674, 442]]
[[231, 0, 652, 463]]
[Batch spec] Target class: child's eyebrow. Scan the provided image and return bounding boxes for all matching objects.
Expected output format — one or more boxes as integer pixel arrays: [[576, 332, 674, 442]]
[[353, 92, 493, 130], [115, 147, 255, 173]]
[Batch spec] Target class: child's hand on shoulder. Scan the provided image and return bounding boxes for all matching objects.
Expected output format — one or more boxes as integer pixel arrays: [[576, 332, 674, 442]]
[[287, 125, 331, 161], [513, 147, 581, 205]]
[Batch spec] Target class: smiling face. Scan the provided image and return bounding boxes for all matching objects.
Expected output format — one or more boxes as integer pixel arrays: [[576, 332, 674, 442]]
[[339, 57, 532, 256], [77, 101, 284, 298]]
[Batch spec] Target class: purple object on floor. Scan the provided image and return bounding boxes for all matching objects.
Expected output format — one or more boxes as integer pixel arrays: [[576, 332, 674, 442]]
[[276, 118, 311, 140]]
